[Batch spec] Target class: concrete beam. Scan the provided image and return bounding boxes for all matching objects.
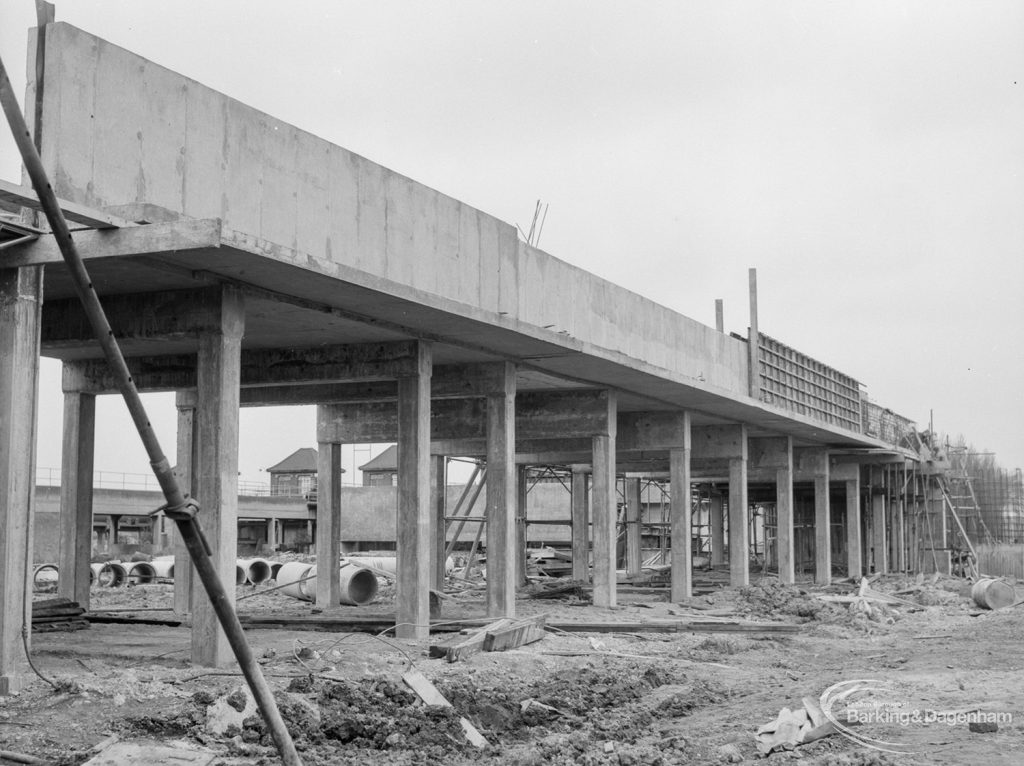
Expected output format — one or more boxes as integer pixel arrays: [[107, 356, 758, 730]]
[[58, 391, 95, 608], [190, 286, 244, 667], [63, 340, 429, 393], [0, 267, 42, 695], [317, 389, 613, 444], [395, 343, 432, 639], [1, 216, 222, 269], [485, 362, 516, 617]]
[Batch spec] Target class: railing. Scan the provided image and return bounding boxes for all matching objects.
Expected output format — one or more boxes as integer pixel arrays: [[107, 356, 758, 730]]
[[757, 333, 862, 431]]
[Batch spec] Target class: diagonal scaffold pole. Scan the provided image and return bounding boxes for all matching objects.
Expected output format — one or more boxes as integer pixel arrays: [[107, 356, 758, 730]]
[[0, 53, 302, 766]]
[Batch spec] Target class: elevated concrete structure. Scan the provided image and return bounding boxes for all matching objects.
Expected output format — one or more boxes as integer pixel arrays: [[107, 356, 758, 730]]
[[0, 21, 922, 685]]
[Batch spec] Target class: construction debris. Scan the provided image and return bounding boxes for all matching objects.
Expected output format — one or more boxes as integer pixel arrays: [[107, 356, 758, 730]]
[[401, 669, 488, 748], [31, 597, 89, 633], [755, 696, 836, 755]]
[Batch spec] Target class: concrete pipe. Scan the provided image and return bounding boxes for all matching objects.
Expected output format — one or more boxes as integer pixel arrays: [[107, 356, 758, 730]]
[[92, 561, 128, 587], [342, 555, 454, 576], [33, 563, 59, 591], [235, 562, 248, 586], [971, 578, 1016, 610], [303, 564, 379, 606], [127, 561, 157, 585], [150, 558, 175, 580], [270, 561, 284, 580], [276, 561, 315, 601], [241, 558, 273, 585]]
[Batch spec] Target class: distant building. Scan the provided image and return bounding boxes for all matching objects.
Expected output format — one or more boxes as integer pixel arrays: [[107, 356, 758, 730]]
[[266, 448, 320, 497], [359, 445, 398, 487]]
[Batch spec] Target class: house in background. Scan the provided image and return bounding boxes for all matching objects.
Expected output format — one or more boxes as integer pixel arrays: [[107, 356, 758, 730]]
[[266, 448, 320, 497], [358, 445, 398, 487]]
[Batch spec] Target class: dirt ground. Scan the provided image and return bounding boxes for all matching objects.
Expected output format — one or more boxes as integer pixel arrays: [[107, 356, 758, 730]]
[[3, 569, 1022, 766]]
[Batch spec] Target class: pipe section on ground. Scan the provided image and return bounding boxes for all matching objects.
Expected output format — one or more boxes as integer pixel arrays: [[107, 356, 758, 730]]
[[275, 562, 378, 606], [92, 562, 127, 587], [127, 561, 157, 585], [241, 558, 273, 585]]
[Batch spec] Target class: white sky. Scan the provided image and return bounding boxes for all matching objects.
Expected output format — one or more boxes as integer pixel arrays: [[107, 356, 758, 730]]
[[1, 1, 1022, 484]]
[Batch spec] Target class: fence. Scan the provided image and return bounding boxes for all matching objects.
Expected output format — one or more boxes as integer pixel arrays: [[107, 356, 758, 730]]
[[975, 543, 1024, 581]]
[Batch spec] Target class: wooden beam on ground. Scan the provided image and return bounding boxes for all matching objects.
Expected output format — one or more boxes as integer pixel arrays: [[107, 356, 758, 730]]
[[429, 618, 513, 662], [58, 390, 95, 609], [483, 614, 548, 652], [395, 342, 432, 639]]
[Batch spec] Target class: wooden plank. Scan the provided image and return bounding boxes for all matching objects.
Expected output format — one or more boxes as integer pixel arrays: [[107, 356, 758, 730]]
[[483, 614, 547, 652], [429, 618, 512, 662], [402, 669, 488, 748]]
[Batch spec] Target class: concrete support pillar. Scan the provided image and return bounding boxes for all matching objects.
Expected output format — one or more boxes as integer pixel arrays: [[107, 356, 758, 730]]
[[846, 477, 862, 578], [190, 287, 244, 667], [395, 343, 432, 639], [267, 518, 278, 551], [872, 491, 887, 574], [0, 266, 42, 695], [58, 390, 95, 608], [776, 455, 795, 584], [485, 363, 516, 617], [625, 478, 643, 577], [813, 455, 831, 585], [571, 467, 590, 581], [670, 427, 693, 600], [592, 432, 617, 607], [895, 496, 906, 573], [728, 457, 749, 587], [315, 438, 343, 607], [431, 455, 447, 589], [516, 465, 528, 586], [710, 492, 725, 566], [173, 393, 196, 616]]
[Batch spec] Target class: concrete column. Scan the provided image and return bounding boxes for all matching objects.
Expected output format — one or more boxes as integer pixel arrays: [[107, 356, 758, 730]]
[[58, 390, 96, 608], [315, 437, 343, 607], [776, 463, 795, 584], [570, 467, 590, 581], [895, 496, 906, 573], [516, 465, 528, 586], [431, 455, 447, 589], [814, 456, 831, 585], [670, 439, 693, 601], [396, 343, 432, 639], [0, 266, 42, 695], [846, 477, 862, 577], [872, 491, 887, 574], [592, 433, 617, 607], [172, 393, 196, 616], [728, 457, 749, 587], [710, 492, 725, 566], [190, 287, 244, 667], [267, 518, 278, 551], [485, 363, 516, 617], [625, 478, 643, 576]]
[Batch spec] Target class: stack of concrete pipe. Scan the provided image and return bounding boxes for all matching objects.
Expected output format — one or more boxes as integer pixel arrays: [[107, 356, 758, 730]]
[[275, 560, 379, 606]]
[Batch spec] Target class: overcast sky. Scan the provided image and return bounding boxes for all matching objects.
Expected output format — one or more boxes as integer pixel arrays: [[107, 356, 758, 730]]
[[1, 1, 1022, 485]]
